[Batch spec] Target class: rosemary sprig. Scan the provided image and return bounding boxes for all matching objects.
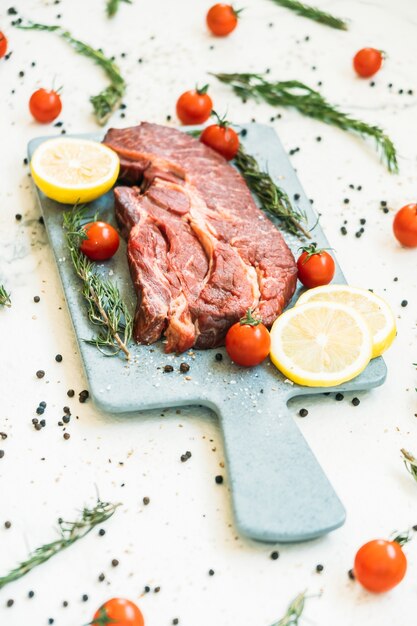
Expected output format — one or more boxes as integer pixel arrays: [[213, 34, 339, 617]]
[[401, 449, 417, 483], [269, 0, 348, 30], [15, 21, 126, 125], [270, 591, 307, 626], [106, 0, 132, 17], [213, 73, 398, 172], [234, 145, 311, 238], [63, 206, 132, 359], [0, 284, 11, 307], [0, 498, 119, 590]]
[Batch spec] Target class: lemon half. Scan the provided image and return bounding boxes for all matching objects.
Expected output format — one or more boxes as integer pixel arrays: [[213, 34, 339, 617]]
[[30, 138, 120, 204], [296, 285, 396, 358], [270, 301, 373, 387]]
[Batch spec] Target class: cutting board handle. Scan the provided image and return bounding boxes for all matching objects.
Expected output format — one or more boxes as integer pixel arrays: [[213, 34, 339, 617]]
[[217, 392, 346, 542]]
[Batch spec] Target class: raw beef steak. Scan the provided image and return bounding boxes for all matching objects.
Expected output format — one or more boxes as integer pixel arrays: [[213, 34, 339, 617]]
[[104, 123, 297, 352]]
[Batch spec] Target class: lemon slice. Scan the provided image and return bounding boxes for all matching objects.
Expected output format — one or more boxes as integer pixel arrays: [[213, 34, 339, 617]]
[[30, 138, 120, 204], [296, 285, 396, 358], [270, 302, 372, 387]]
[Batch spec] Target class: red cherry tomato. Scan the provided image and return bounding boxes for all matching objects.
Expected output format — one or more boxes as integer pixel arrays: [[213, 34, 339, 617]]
[[297, 244, 335, 289], [176, 85, 213, 125], [200, 114, 239, 160], [206, 4, 240, 37], [393, 203, 417, 248], [0, 32, 8, 59], [226, 309, 271, 367], [92, 598, 144, 626], [353, 48, 383, 78], [354, 539, 407, 593], [80, 221, 120, 261], [29, 88, 62, 123]]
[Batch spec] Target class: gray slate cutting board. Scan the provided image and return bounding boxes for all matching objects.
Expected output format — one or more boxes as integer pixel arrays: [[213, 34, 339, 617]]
[[28, 124, 386, 543]]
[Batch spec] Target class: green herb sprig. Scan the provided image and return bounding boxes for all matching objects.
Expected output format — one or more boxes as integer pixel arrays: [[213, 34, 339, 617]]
[[401, 449, 417, 483], [271, 591, 307, 626], [106, 0, 132, 17], [0, 284, 11, 307], [269, 0, 348, 30], [63, 206, 132, 359], [234, 145, 311, 238], [15, 21, 126, 125], [213, 73, 398, 172], [0, 498, 119, 590]]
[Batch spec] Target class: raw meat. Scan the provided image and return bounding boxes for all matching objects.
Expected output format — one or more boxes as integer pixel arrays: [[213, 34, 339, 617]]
[[104, 123, 297, 352]]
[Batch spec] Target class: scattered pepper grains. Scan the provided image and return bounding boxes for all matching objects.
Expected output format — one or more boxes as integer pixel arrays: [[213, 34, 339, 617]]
[[208, 569, 215, 576], [143, 497, 150, 505], [179, 362, 190, 373], [299, 408, 308, 417], [55, 354, 63, 362], [270, 551, 279, 560], [111, 559, 119, 567], [163, 365, 174, 373], [215, 475, 223, 484], [335, 393, 344, 401], [352, 397, 360, 406], [180, 451, 192, 462], [28, 591, 35, 599], [63, 433, 70, 440], [79, 390, 89, 403], [348, 569, 355, 580], [401, 300, 408, 307], [4, 521, 11, 529], [67, 389, 75, 397], [98, 529, 106, 536], [33, 295, 40, 302], [36, 370, 45, 379], [316, 564, 324, 572], [215, 353, 223, 362], [6, 599, 14, 607]]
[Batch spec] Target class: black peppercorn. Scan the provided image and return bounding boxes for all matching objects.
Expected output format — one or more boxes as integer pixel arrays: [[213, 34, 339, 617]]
[[215, 353, 223, 361], [316, 564, 324, 572], [179, 362, 190, 373], [352, 397, 360, 406], [335, 393, 344, 401], [299, 408, 308, 417], [163, 365, 174, 373], [55, 354, 63, 362], [215, 475, 223, 484], [36, 370, 45, 378], [270, 551, 279, 560]]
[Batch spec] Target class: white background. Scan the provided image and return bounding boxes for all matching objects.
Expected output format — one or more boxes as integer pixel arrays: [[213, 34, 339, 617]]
[[0, 0, 416, 624]]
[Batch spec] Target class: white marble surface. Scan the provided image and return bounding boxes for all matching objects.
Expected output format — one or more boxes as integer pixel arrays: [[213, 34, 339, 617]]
[[1, 0, 417, 624]]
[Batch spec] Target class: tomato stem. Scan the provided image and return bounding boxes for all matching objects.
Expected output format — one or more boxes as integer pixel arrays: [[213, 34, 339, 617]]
[[298, 242, 334, 263], [196, 83, 209, 95], [233, 6, 245, 18], [239, 308, 262, 326], [211, 109, 230, 128], [391, 529, 413, 547]]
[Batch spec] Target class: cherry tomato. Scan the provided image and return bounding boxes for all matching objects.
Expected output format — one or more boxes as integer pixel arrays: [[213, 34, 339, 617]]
[[176, 85, 213, 125], [297, 244, 335, 289], [0, 32, 8, 59], [226, 309, 271, 367], [354, 539, 407, 593], [206, 4, 240, 37], [200, 114, 239, 160], [29, 88, 62, 123], [80, 221, 120, 261], [92, 598, 144, 626], [393, 203, 417, 248], [353, 48, 383, 78]]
